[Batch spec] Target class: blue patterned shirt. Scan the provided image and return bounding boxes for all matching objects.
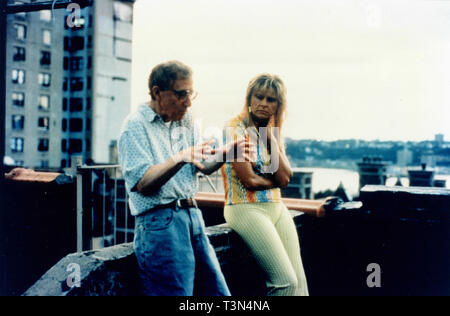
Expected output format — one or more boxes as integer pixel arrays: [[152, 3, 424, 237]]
[[118, 104, 200, 216]]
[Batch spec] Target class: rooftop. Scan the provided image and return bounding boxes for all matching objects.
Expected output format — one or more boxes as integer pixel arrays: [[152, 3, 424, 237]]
[[2, 168, 450, 296]]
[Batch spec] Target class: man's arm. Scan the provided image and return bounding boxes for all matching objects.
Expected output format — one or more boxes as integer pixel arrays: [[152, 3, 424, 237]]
[[198, 139, 256, 176], [135, 141, 214, 194], [135, 155, 186, 194]]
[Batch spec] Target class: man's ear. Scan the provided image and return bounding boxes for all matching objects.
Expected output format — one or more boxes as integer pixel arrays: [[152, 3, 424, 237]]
[[152, 86, 161, 101]]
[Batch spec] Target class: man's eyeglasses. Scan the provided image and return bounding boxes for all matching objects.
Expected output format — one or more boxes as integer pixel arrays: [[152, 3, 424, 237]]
[[169, 89, 198, 101]]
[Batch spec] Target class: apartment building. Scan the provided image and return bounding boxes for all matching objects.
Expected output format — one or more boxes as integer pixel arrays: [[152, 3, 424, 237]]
[[5, 0, 135, 169]]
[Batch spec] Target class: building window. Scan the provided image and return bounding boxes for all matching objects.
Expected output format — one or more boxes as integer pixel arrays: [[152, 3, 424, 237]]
[[12, 115, 25, 130], [38, 73, 51, 87], [70, 98, 83, 112], [40, 51, 51, 66], [39, 95, 50, 111], [64, 37, 70, 51], [40, 160, 49, 169], [13, 46, 26, 62], [72, 36, 84, 51], [11, 138, 24, 153], [63, 98, 68, 112], [64, 36, 85, 52], [61, 139, 67, 153], [86, 97, 91, 110], [69, 119, 83, 132], [14, 12, 27, 21], [38, 139, 49, 152], [87, 56, 92, 69], [12, 69, 25, 85], [42, 30, 51, 45], [63, 77, 68, 91], [40, 10, 52, 22], [62, 119, 67, 132], [15, 160, 25, 167], [70, 77, 84, 91], [63, 57, 69, 70], [87, 76, 92, 90], [70, 57, 84, 71], [61, 159, 67, 168], [12, 92, 25, 107], [114, 2, 133, 22], [69, 139, 83, 154], [305, 188, 311, 199], [38, 117, 50, 131], [14, 24, 26, 41]]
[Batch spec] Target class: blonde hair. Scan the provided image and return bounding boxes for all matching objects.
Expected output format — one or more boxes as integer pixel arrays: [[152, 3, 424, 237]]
[[242, 73, 287, 140]]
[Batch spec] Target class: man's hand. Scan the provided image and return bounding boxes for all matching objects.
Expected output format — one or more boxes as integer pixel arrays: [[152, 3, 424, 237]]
[[172, 138, 256, 175], [173, 140, 215, 171], [223, 138, 256, 163]]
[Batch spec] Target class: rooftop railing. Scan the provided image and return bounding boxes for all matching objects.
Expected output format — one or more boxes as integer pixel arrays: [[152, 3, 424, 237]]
[[71, 157, 132, 252], [70, 156, 327, 252]]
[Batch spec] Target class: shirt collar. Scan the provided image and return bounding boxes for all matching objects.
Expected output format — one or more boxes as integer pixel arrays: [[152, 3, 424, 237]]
[[139, 103, 161, 123]]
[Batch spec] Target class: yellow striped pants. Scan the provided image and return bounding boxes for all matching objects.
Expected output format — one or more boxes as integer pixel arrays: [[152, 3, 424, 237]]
[[224, 202, 309, 296]]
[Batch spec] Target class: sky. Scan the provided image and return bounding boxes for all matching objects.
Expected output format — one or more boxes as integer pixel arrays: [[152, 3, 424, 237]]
[[130, 0, 450, 142]]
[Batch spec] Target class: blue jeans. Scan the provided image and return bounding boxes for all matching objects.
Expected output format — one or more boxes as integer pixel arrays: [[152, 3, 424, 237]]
[[134, 204, 231, 296]]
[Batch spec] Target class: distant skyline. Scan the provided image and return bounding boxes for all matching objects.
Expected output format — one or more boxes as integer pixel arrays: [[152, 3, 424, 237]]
[[130, 0, 450, 142]]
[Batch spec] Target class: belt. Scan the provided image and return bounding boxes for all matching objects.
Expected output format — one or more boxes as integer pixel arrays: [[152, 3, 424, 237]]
[[141, 198, 198, 216], [176, 198, 198, 209]]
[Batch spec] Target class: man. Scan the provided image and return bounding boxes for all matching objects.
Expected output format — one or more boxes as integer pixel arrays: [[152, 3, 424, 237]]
[[118, 60, 253, 296]]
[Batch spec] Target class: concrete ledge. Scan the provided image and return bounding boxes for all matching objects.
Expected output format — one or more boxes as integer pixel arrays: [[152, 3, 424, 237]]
[[4, 168, 64, 183], [23, 243, 140, 296], [23, 213, 308, 296], [360, 185, 450, 222]]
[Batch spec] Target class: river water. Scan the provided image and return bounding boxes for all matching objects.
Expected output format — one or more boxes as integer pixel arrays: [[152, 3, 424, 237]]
[[294, 167, 450, 199]]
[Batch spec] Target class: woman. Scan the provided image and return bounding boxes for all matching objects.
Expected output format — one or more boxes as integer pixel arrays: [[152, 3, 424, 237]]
[[221, 73, 309, 296]]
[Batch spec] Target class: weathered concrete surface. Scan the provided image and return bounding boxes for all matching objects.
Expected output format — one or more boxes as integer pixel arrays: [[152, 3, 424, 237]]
[[23, 243, 140, 296], [23, 219, 280, 296]]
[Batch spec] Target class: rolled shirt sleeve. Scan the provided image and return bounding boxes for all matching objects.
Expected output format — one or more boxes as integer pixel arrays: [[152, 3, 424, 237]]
[[118, 127, 154, 192]]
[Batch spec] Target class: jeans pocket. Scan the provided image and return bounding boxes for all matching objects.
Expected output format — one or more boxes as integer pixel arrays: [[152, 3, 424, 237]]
[[142, 208, 174, 231]]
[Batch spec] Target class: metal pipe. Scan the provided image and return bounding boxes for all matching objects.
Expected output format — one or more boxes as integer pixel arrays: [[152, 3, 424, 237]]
[[102, 169, 106, 246], [76, 170, 83, 252], [125, 191, 129, 243], [0, 1, 7, 195], [113, 167, 118, 245], [78, 164, 120, 170]]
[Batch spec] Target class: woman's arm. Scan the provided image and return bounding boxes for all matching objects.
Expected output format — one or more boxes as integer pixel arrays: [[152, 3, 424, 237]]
[[232, 161, 276, 191], [266, 130, 293, 188]]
